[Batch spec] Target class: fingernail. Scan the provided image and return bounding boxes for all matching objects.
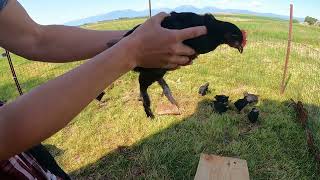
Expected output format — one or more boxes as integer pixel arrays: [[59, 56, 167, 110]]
[[201, 26, 208, 34]]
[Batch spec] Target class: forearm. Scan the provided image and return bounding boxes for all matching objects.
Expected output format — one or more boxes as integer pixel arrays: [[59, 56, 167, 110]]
[[0, 0, 127, 62], [0, 38, 135, 160], [33, 25, 127, 62]]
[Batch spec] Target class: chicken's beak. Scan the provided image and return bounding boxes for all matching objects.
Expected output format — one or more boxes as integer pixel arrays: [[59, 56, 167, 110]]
[[237, 45, 243, 54]]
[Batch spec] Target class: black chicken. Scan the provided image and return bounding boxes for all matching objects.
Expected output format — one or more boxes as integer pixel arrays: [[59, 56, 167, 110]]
[[97, 12, 247, 118], [248, 108, 259, 123], [234, 98, 249, 112], [212, 94, 229, 114], [213, 101, 229, 114], [215, 95, 229, 103], [198, 82, 210, 96]]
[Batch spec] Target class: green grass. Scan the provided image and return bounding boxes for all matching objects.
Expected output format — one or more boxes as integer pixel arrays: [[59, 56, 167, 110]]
[[1, 14, 320, 179]]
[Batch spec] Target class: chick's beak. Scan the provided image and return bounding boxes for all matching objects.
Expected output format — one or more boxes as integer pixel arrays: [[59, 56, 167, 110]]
[[237, 45, 243, 54]]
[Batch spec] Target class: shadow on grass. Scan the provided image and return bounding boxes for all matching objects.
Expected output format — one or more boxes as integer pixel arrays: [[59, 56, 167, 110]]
[[68, 98, 319, 179]]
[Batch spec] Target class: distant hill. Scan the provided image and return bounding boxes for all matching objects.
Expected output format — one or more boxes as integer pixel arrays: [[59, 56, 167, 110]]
[[65, 5, 304, 26]]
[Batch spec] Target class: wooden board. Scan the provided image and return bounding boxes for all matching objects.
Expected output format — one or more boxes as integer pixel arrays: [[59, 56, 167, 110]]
[[155, 102, 181, 116], [194, 154, 250, 180]]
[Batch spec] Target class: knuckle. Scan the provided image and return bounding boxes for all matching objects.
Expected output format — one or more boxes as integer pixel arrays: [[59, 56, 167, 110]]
[[169, 45, 178, 55], [159, 12, 166, 16]]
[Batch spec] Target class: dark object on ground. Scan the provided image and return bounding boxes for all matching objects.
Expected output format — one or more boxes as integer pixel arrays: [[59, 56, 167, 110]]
[[212, 101, 229, 114], [105, 12, 246, 118], [248, 108, 259, 123], [96, 92, 106, 102], [28, 144, 71, 180], [234, 98, 249, 112], [198, 83, 210, 96], [215, 95, 229, 104], [244, 92, 259, 104]]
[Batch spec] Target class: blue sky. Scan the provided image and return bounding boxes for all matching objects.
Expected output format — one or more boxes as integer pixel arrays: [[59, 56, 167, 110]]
[[18, 0, 320, 25]]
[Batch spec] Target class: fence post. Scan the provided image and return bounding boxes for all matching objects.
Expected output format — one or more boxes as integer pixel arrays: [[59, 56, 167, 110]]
[[148, 0, 152, 18], [5, 50, 23, 96], [280, 4, 293, 94]]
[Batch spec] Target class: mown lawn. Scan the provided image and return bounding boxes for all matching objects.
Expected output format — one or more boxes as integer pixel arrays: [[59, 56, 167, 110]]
[[0, 14, 319, 179]]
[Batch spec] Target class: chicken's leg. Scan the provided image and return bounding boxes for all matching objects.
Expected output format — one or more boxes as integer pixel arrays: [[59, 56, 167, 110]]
[[139, 74, 156, 118], [158, 78, 179, 107], [140, 86, 155, 118]]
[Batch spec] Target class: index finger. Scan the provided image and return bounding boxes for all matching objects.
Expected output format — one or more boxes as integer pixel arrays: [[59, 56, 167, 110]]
[[175, 26, 207, 41]]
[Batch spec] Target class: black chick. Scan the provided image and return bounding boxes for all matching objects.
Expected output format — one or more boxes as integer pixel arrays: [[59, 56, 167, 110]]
[[248, 108, 259, 123], [0, 100, 5, 107], [244, 92, 259, 104], [215, 95, 229, 103], [234, 98, 249, 112], [101, 12, 246, 118], [213, 101, 229, 114], [96, 92, 106, 102], [212, 94, 229, 114], [199, 83, 210, 96]]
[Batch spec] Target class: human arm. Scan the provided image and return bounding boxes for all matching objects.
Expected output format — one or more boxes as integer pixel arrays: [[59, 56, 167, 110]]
[[0, 12, 207, 160], [0, 0, 126, 62]]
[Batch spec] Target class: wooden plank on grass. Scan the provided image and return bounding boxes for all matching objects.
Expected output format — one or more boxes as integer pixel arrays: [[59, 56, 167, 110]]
[[194, 154, 250, 180]]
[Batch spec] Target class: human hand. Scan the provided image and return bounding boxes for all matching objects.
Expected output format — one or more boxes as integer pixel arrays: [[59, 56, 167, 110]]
[[123, 12, 207, 69]]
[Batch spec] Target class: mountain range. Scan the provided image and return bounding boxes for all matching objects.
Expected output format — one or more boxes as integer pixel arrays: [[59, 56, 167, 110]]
[[65, 5, 304, 26]]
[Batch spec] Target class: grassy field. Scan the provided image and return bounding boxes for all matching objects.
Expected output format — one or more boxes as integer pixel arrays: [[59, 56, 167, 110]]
[[0, 14, 320, 179]]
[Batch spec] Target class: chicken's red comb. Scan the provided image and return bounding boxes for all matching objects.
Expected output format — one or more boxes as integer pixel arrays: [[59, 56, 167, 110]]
[[241, 30, 247, 47]]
